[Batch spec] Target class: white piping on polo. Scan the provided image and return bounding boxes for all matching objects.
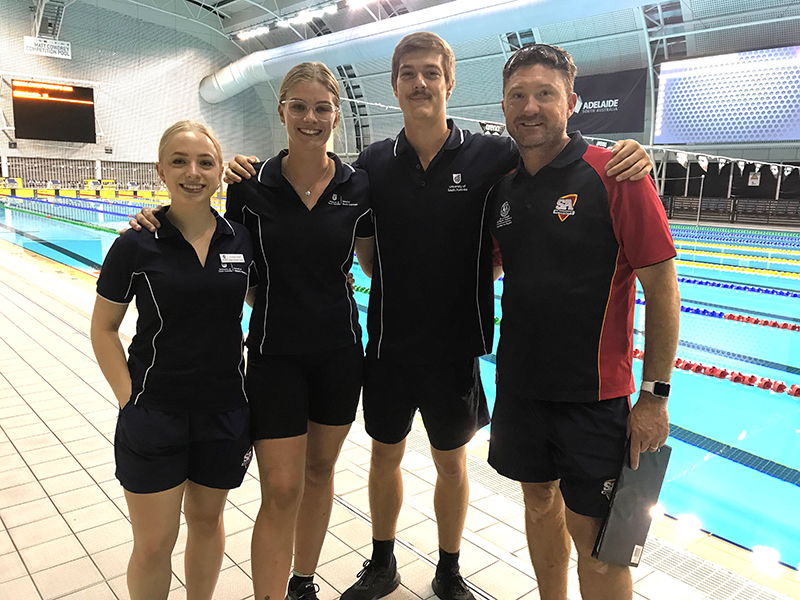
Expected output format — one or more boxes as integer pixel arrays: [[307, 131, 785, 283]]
[[133, 272, 163, 404]]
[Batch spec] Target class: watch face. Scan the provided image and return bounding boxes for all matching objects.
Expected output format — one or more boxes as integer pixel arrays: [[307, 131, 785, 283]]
[[653, 381, 671, 397]]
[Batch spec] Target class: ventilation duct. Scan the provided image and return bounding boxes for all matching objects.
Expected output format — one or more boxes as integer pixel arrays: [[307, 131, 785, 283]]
[[200, 0, 643, 104]]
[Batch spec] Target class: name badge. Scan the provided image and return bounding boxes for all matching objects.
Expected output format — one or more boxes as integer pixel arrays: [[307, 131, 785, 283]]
[[220, 253, 245, 263]]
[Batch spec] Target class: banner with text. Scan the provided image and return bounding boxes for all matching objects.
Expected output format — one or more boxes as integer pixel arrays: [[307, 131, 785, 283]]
[[567, 68, 647, 135]]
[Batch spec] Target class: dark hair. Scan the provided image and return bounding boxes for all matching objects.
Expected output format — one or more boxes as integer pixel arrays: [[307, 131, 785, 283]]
[[391, 32, 455, 93], [502, 44, 577, 93]]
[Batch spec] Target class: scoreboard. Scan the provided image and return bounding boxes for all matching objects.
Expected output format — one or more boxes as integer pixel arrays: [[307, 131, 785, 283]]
[[11, 79, 96, 144]]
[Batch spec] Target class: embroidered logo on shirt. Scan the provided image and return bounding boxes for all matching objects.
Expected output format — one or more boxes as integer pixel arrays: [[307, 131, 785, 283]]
[[496, 201, 512, 228], [448, 173, 468, 193], [328, 194, 359, 206], [553, 194, 578, 221]]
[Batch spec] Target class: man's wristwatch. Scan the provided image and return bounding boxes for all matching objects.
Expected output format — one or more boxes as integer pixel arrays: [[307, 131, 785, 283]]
[[640, 380, 671, 399]]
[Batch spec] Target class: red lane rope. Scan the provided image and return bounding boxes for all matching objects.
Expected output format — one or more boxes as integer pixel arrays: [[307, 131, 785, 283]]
[[723, 313, 800, 331], [632, 349, 800, 397]]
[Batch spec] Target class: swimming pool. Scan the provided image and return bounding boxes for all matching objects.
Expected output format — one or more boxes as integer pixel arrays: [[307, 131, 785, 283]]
[[2, 197, 799, 570]]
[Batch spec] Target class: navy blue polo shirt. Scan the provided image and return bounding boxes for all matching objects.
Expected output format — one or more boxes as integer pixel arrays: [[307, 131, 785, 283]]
[[225, 151, 372, 355], [489, 132, 675, 402], [97, 207, 257, 414], [354, 120, 517, 363]]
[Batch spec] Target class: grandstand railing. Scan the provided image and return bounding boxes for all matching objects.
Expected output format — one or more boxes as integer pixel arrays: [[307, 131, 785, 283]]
[[661, 196, 800, 227]]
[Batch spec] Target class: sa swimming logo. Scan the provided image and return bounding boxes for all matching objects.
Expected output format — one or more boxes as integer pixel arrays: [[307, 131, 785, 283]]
[[553, 194, 577, 221]]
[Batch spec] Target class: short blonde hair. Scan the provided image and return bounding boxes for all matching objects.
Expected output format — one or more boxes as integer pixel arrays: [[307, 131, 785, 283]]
[[158, 120, 223, 166], [391, 32, 455, 93], [278, 62, 340, 109]]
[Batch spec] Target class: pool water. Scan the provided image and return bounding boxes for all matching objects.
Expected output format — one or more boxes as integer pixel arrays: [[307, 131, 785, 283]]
[[2, 200, 799, 570]]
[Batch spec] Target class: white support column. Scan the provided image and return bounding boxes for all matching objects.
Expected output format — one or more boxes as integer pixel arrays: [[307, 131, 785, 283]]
[[684, 164, 690, 197], [638, 6, 659, 148], [727, 164, 735, 199], [95, 159, 102, 181], [1, 155, 8, 178]]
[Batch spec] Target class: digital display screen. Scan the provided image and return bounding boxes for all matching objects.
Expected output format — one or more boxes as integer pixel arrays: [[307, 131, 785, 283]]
[[12, 79, 96, 144], [654, 45, 800, 144]]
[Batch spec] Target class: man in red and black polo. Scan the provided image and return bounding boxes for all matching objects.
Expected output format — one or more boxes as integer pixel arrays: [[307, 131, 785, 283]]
[[487, 45, 680, 600]]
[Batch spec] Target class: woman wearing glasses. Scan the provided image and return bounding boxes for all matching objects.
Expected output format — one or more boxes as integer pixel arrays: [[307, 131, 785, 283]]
[[133, 63, 373, 600], [229, 62, 373, 600]]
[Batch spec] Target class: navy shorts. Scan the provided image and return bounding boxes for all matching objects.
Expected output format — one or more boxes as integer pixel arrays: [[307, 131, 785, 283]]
[[362, 353, 490, 451], [488, 387, 630, 518], [115, 403, 252, 494], [246, 342, 364, 440]]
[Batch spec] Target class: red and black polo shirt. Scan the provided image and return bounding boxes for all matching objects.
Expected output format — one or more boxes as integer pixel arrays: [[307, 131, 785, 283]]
[[489, 132, 676, 402]]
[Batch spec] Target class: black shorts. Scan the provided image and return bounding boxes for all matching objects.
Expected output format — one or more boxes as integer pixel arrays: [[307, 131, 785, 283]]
[[115, 403, 252, 495], [246, 342, 364, 440], [488, 388, 630, 519], [362, 354, 490, 451]]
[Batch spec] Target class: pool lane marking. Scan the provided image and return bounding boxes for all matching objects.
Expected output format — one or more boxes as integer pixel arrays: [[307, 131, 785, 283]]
[[677, 250, 800, 269], [638, 329, 800, 378], [676, 260, 800, 280], [0, 221, 103, 270], [1, 202, 121, 235], [674, 241, 800, 258], [660, 296, 800, 324], [669, 425, 800, 488], [671, 224, 800, 238]]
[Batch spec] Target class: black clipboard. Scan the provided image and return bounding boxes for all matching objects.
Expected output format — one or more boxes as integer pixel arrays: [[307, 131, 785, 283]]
[[592, 443, 671, 567]]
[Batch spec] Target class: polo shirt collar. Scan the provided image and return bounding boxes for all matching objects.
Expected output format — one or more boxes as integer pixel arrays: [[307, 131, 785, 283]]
[[256, 150, 354, 188], [392, 119, 464, 157], [155, 205, 234, 240], [511, 130, 589, 182]]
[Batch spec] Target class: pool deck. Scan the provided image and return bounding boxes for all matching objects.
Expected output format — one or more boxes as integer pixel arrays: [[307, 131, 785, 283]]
[[0, 236, 798, 600]]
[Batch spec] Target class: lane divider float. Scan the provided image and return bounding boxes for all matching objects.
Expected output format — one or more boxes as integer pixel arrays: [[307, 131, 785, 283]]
[[675, 276, 800, 296], [632, 349, 800, 397], [635, 298, 800, 331]]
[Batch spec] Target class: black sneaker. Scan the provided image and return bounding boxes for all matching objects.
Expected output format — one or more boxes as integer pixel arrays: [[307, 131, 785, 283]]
[[339, 558, 401, 600], [286, 581, 320, 600], [431, 571, 475, 600]]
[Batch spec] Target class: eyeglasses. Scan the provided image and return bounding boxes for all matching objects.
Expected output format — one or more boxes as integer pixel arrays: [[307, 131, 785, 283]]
[[503, 43, 571, 72], [281, 99, 339, 120]]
